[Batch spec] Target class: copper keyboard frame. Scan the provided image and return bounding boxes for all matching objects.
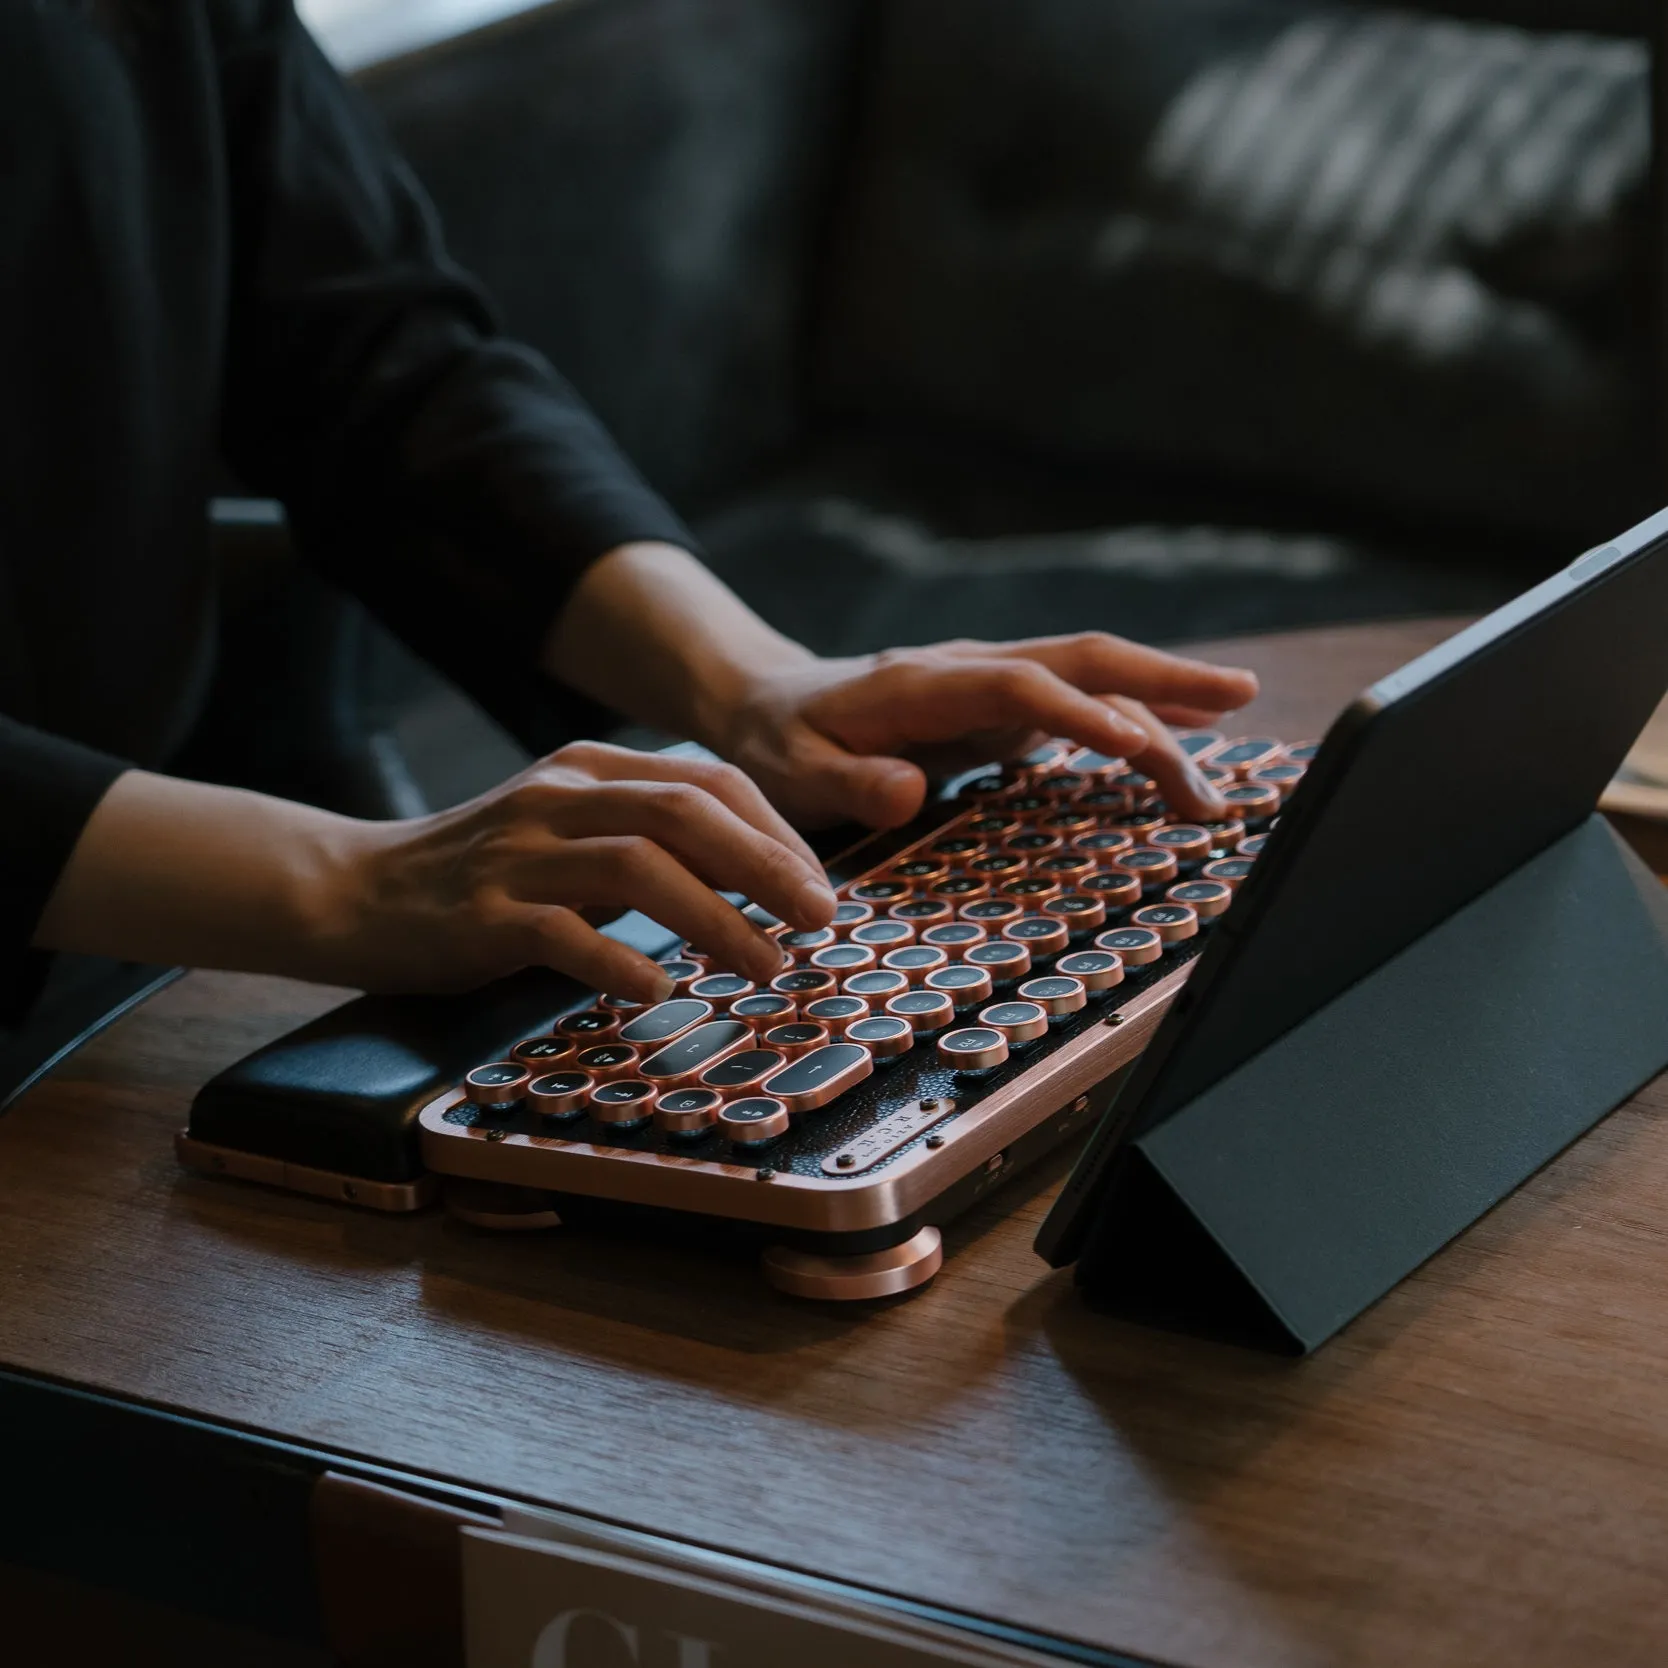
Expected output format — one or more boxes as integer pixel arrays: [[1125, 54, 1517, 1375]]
[[416, 801, 1205, 1236]]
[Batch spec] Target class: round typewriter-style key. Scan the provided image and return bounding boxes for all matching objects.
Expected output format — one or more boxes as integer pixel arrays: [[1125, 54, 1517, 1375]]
[[1001, 874, 1063, 907], [845, 1014, 914, 1061], [511, 1035, 577, 1069], [638, 1020, 753, 1087], [656, 959, 707, 995], [1146, 824, 1213, 865], [588, 1080, 657, 1128], [842, 968, 910, 1003], [1250, 762, 1305, 799], [882, 944, 950, 983], [1034, 853, 1094, 883], [960, 896, 1023, 927], [930, 874, 990, 903], [1003, 830, 1063, 860], [1115, 848, 1179, 889], [556, 1007, 619, 1043], [1043, 892, 1107, 933], [1172, 730, 1225, 760], [761, 1042, 874, 1114], [687, 973, 756, 1011], [770, 968, 838, 1003], [922, 921, 987, 952], [850, 918, 916, 950], [849, 879, 912, 907], [599, 993, 646, 1014], [1212, 737, 1282, 777], [527, 1070, 593, 1118], [978, 1000, 1050, 1047], [969, 853, 1025, 883], [1002, 915, 1071, 959], [575, 1043, 642, 1083], [780, 926, 838, 962], [967, 812, 1023, 841], [1282, 739, 1321, 765], [1055, 950, 1125, 995], [1076, 788, 1133, 820], [1109, 808, 1167, 841], [1073, 829, 1135, 865], [891, 857, 950, 888], [1095, 926, 1164, 966], [832, 900, 875, 928], [1038, 808, 1096, 840], [1220, 782, 1280, 823], [729, 993, 798, 1031], [804, 995, 870, 1028], [1018, 975, 1088, 1020], [1065, 748, 1127, 779], [763, 1022, 831, 1061], [965, 939, 1032, 984], [1113, 770, 1157, 797], [925, 962, 994, 1009], [653, 1088, 723, 1137], [1199, 818, 1246, 851], [718, 1097, 792, 1146], [1079, 869, 1143, 912], [1237, 832, 1269, 858], [1035, 771, 1089, 803], [810, 943, 878, 976], [619, 999, 715, 1049], [699, 1049, 786, 1095], [937, 1027, 1009, 1075], [464, 1062, 530, 1106], [962, 763, 1027, 799], [886, 989, 955, 1035], [1167, 879, 1233, 919], [932, 835, 987, 864], [1005, 793, 1052, 818], [1199, 765, 1233, 786], [889, 898, 953, 927], [1130, 902, 1199, 945], [1202, 856, 1255, 888]]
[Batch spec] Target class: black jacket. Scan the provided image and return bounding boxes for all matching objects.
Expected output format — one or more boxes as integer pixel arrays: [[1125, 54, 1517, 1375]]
[[0, 0, 692, 1011]]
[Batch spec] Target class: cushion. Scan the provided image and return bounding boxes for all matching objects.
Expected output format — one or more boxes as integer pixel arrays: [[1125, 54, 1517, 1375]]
[[818, 0, 1656, 547]]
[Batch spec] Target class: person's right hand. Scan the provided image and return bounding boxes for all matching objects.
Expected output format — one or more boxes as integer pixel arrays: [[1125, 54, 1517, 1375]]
[[330, 741, 838, 998]]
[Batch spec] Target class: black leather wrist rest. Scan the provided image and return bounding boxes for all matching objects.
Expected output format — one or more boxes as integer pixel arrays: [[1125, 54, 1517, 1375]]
[[184, 808, 899, 1188], [187, 967, 590, 1183]]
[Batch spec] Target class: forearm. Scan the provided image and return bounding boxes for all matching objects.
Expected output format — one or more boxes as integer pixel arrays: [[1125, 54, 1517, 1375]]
[[33, 771, 361, 983], [544, 542, 814, 749]]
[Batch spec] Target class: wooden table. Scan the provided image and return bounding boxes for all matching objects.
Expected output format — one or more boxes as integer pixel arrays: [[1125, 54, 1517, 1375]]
[[7, 618, 1668, 1668]]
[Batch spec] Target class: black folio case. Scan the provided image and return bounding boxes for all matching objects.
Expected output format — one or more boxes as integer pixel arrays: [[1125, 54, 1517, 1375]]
[[1038, 507, 1668, 1353]]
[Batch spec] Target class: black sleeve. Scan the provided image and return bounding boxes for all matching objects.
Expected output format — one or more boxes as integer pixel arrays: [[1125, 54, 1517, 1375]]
[[211, 1, 695, 728], [0, 718, 128, 1021]]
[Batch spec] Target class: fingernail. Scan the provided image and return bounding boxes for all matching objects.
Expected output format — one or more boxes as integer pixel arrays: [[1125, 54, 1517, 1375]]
[[1188, 761, 1225, 811], [646, 971, 676, 1004]]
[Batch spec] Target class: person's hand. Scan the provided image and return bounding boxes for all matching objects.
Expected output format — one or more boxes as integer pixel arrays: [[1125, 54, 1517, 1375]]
[[334, 741, 837, 996], [711, 633, 1260, 830], [36, 745, 837, 1000]]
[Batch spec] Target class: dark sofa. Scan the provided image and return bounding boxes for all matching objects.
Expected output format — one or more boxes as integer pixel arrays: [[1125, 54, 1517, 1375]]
[[360, 0, 1660, 672]]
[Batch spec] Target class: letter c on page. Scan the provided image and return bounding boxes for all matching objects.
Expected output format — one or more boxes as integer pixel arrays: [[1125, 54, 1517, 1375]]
[[532, 1609, 642, 1667]]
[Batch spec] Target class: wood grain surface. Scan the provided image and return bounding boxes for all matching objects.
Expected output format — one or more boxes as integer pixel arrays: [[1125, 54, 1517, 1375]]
[[8, 619, 1668, 1668]]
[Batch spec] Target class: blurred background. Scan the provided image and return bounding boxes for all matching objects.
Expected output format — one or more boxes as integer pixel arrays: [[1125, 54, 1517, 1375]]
[[226, 0, 1663, 813]]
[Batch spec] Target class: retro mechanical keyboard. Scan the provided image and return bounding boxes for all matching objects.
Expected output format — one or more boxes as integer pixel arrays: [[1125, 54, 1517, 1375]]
[[415, 731, 1313, 1300]]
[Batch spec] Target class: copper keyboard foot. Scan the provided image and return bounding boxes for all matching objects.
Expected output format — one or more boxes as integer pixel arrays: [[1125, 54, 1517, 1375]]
[[761, 1226, 943, 1300], [441, 1178, 562, 1232]]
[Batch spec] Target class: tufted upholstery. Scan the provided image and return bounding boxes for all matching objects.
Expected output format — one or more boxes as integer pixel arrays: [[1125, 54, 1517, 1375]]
[[817, 0, 1656, 545]]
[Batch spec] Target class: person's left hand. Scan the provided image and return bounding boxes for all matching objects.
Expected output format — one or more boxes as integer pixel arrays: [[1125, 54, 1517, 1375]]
[[711, 633, 1261, 830]]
